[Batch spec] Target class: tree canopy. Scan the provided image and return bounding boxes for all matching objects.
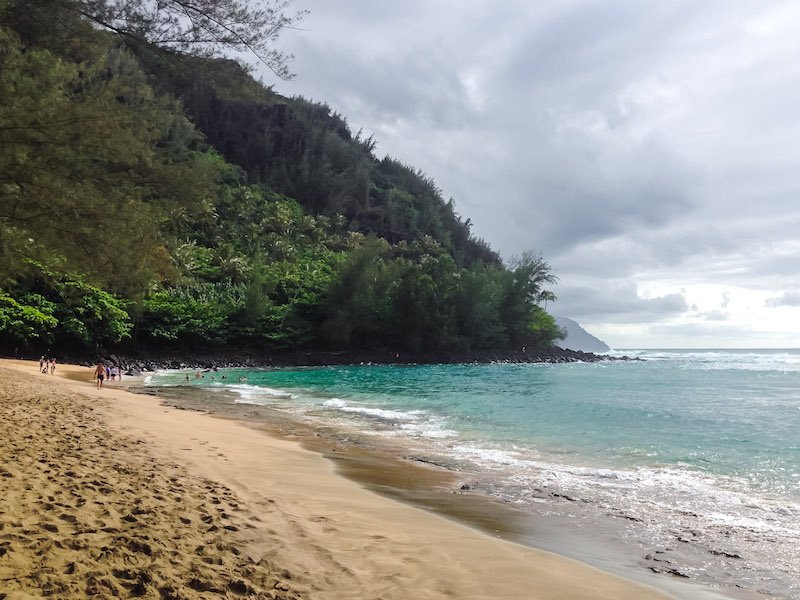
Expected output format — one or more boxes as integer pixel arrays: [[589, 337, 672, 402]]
[[20, 0, 306, 77], [0, 0, 563, 356]]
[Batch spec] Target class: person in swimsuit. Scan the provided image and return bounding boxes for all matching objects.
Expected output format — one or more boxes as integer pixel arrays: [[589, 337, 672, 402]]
[[95, 362, 106, 389]]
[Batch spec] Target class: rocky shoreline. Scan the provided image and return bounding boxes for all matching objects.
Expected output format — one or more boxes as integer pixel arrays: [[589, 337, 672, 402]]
[[43, 345, 637, 374]]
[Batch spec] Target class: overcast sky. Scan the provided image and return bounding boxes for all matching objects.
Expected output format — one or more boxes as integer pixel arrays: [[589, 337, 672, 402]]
[[264, 0, 800, 348]]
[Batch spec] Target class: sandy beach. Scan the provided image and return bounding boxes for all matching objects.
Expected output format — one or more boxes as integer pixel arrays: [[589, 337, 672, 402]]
[[0, 359, 674, 599]]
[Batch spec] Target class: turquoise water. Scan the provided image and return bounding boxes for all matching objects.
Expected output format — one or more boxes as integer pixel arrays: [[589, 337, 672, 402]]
[[149, 349, 800, 597]]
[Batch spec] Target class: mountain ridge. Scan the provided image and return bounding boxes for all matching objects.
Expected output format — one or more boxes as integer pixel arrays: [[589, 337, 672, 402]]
[[554, 316, 611, 353]]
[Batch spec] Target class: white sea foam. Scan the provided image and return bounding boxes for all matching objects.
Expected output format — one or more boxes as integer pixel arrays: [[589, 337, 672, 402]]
[[398, 418, 457, 439], [322, 398, 421, 421], [617, 349, 800, 372], [449, 443, 527, 467], [438, 435, 800, 540], [321, 399, 457, 439], [233, 384, 294, 397], [227, 383, 295, 404], [524, 456, 800, 537]]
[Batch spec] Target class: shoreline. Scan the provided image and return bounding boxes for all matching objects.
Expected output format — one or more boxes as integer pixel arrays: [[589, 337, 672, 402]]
[[0, 358, 674, 599], [139, 373, 754, 600], [8, 345, 637, 376]]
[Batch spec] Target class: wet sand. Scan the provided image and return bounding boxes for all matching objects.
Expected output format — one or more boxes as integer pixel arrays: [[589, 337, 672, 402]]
[[0, 359, 675, 599]]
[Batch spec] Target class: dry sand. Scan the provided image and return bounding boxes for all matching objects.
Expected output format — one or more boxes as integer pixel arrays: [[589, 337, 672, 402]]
[[0, 359, 674, 599]]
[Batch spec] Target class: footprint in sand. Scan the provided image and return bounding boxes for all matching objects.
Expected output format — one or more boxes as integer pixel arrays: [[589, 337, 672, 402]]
[[58, 513, 78, 524]]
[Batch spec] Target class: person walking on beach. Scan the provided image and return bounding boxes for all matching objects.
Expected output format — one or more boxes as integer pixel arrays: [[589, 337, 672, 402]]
[[95, 362, 106, 389], [39, 356, 45, 373], [49, 358, 56, 375]]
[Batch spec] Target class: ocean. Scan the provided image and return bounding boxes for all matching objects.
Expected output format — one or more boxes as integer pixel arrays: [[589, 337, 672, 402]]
[[146, 349, 800, 599]]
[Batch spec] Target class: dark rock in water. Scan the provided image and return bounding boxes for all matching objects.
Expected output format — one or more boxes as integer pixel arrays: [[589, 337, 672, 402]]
[[125, 369, 141, 377], [709, 549, 742, 559], [460, 483, 471, 490], [649, 566, 690, 578], [551, 492, 577, 502], [54, 343, 639, 372], [404, 455, 454, 469], [618, 513, 644, 523], [645, 554, 671, 563]]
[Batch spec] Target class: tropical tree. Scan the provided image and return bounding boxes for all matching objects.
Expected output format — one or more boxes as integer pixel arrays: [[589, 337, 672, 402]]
[[321, 238, 396, 348], [499, 251, 559, 344], [0, 12, 224, 293], [34, 0, 307, 77], [510, 251, 559, 305]]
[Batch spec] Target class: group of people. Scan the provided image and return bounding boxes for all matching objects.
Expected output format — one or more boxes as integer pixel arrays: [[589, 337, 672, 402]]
[[94, 362, 121, 389], [183, 371, 233, 382], [38, 356, 56, 375]]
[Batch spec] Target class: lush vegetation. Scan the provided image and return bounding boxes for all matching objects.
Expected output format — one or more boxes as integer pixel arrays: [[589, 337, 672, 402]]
[[0, 0, 562, 357]]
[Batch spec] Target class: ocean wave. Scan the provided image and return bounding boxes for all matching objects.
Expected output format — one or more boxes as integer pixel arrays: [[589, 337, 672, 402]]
[[619, 349, 800, 372], [226, 383, 295, 404], [449, 443, 528, 467], [396, 417, 457, 439], [484, 453, 800, 536], [229, 383, 293, 396], [321, 399, 456, 439], [322, 398, 422, 421]]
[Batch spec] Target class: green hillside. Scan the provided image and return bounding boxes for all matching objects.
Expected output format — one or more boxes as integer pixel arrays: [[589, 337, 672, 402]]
[[0, 0, 561, 357]]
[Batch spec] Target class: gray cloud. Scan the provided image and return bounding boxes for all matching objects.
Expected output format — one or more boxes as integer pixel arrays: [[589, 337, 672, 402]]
[[552, 282, 688, 323], [646, 321, 756, 343], [697, 310, 728, 321], [765, 292, 800, 308], [270, 1, 800, 343]]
